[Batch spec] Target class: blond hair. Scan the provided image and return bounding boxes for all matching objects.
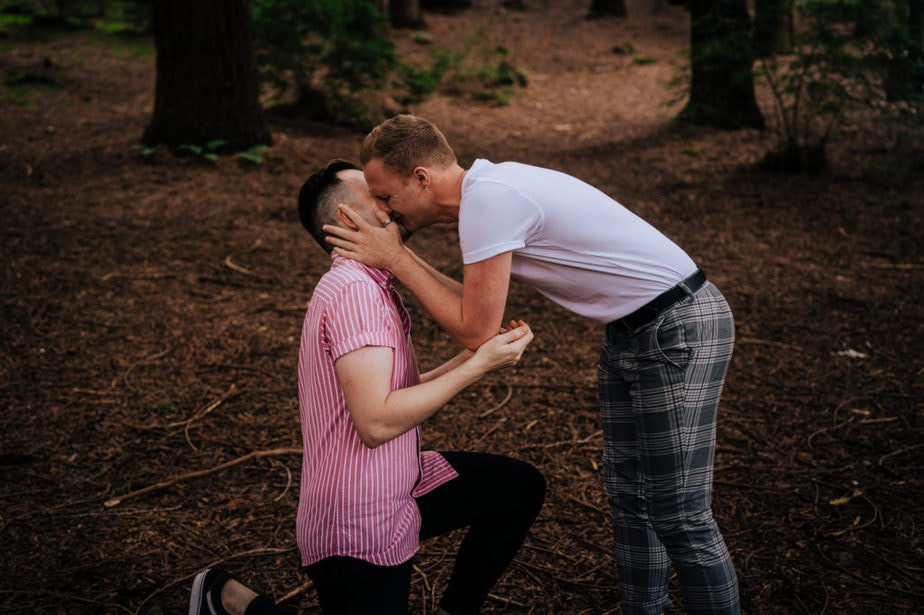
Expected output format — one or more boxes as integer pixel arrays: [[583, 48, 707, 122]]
[[360, 114, 456, 177]]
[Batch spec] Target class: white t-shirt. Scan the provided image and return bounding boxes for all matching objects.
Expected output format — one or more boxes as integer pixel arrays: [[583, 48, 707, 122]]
[[459, 159, 698, 323]]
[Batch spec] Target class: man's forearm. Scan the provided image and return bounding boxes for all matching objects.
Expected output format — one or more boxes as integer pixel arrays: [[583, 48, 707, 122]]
[[406, 248, 462, 297], [394, 248, 512, 350], [419, 348, 473, 383], [391, 248, 472, 344]]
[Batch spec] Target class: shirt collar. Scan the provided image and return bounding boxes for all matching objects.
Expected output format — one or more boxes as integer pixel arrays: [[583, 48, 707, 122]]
[[331, 253, 394, 290]]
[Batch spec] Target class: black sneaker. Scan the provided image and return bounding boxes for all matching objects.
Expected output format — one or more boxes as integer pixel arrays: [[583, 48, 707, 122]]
[[189, 568, 233, 615]]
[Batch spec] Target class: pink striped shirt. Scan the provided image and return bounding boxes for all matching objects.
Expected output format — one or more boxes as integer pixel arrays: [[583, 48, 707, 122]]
[[295, 255, 457, 567]]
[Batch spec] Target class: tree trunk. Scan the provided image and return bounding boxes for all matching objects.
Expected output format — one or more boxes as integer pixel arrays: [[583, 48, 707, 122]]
[[142, 0, 270, 151], [678, 0, 764, 129], [752, 0, 792, 58], [912, 0, 923, 47], [421, 0, 472, 11], [389, 0, 426, 28], [587, 0, 629, 18], [883, 0, 924, 100]]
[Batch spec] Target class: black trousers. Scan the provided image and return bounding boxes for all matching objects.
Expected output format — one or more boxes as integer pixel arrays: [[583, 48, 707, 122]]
[[303, 451, 546, 615]]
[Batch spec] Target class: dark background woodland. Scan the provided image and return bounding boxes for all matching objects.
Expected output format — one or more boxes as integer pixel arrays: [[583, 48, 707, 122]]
[[1, 1, 922, 613]]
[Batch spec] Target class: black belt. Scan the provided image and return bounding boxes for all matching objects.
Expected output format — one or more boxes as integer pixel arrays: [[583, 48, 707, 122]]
[[611, 269, 707, 330]]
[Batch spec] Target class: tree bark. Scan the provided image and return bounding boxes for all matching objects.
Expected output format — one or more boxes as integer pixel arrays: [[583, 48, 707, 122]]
[[678, 0, 764, 129], [587, 0, 628, 18], [752, 0, 792, 58], [421, 0, 472, 11], [883, 0, 924, 100], [910, 0, 923, 51], [389, 0, 426, 28], [142, 0, 270, 151]]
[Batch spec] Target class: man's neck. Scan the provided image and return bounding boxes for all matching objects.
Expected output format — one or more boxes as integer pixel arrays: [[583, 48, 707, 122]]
[[429, 163, 466, 223]]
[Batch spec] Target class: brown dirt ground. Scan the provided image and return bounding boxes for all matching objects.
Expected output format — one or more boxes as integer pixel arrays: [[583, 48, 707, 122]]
[[1, 1, 923, 613]]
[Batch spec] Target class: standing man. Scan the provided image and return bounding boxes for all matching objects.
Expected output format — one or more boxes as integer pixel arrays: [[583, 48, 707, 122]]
[[324, 115, 740, 615], [189, 160, 545, 615]]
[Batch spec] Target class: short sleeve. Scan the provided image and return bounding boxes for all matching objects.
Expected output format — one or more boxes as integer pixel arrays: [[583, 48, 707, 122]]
[[459, 181, 541, 264], [324, 280, 400, 361]]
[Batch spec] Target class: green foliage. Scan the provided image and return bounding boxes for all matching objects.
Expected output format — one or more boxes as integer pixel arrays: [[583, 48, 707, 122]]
[[134, 140, 234, 163], [133, 141, 271, 165], [0, 13, 32, 35], [0, 1, 151, 35], [132, 142, 163, 159], [614, 41, 656, 66], [757, 0, 923, 172], [252, 3, 527, 123], [236, 144, 270, 165], [91, 1, 152, 35], [396, 59, 449, 104], [252, 0, 397, 128], [8, 0, 529, 128], [177, 140, 228, 162], [412, 30, 433, 45], [146, 401, 178, 416], [412, 21, 527, 106], [2, 85, 30, 105], [2, 67, 59, 106]]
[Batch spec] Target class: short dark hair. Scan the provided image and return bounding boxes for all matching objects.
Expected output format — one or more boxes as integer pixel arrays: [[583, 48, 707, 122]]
[[297, 159, 360, 254]]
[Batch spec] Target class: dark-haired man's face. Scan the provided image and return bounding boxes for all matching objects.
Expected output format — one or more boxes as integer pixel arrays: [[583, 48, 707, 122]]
[[337, 169, 411, 240]]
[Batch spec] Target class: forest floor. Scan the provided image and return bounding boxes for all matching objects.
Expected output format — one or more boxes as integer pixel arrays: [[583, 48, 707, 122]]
[[1, 1, 923, 613]]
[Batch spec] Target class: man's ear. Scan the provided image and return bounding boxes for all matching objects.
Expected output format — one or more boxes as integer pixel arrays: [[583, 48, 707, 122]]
[[337, 207, 359, 230], [413, 166, 430, 187]]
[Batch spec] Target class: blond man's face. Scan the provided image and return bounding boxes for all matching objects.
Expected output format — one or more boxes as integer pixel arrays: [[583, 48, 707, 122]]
[[362, 158, 428, 232]]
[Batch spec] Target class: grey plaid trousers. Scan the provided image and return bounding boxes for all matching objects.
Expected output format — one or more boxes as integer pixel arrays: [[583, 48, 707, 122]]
[[598, 281, 740, 615]]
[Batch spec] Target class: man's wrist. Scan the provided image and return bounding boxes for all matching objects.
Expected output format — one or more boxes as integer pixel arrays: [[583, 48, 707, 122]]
[[389, 246, 415, 277]]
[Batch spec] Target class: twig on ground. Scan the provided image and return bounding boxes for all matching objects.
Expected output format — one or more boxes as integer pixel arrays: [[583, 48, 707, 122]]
[[878, 443, 924, 466], [827, 493, 880, 536], [517, 430, 602, 451], [473, 417, 507, 445], [806, 415, 857, 448], [413, 563, 433, 596], [487, 592, 527, 607], [0, 589, 134, 614], [480, 382, 513, 417], [224, 254, 253, 275], [121, 347, 172, 393], [104, 447, 302, 507], [276, 577, 314, 605], [860, 262, 924, 270], [270, 456, 295, 503], [127, 384, 240, 442], [179, 383, 240, 450], [737, 337, 804, 351], [567, 494, 608, 516]]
